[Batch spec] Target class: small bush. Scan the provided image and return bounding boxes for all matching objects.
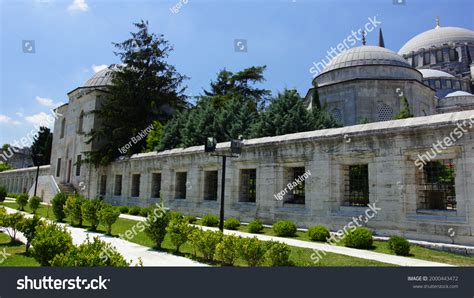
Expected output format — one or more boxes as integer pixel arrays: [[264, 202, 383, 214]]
[[98, 205, 121, 235], [51, 193, 68, 222], [388, 236, 411, 256], [119, 206, 129, 214], [224, 218, 240, 230], [139, 207, 151, 217], [7, 193, 20, 199], [64, 196, 85, 226], [265, 241, 291, 266], [82, 199, 103, 231], [248, 219, 264, 233], [166, 217, 192, 252], [144, 205, 170, 248], [239, 237, 267, 266], [344, 227, 373, 249], [18, 216, 44, 252], [308, 225, 330, 242], [201, 214, 219, 227], [191, 229, 223, 262], [0, 186, 7, 202], [169, 211, 184, 220], [184, 215, 197, 224], [28, 196, 42, 214], [129, 206, 141, 215], [31, 223, 73, 266], [16, 193, 29, 211], [272, 220, 297, 237], [1, 212, 24, 243], [215, 235, 241, 266], [51, 236, 129, 267]]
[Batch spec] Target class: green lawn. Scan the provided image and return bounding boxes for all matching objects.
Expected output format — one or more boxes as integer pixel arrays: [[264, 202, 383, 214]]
[[1, 202, 393, 267], [0, 233, 39, 267]]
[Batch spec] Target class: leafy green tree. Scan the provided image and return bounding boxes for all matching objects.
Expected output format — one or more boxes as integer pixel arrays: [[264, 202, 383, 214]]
[[98, 205, 121, 235], [395, 96, 414, 120], [18, 216, 44, 253], [166, 217, 192, 253], [0, 186, 7, 202], [82, 199, 103, 231], [86, 20, 187, 165], [31, 223, 73, 266], [28, 196, 42, 214], [30, 126, 53, 166], [51, 193, 68, 222], [144, 205, 170, 248], [1, 212, 24, 243], [64, 196, 85, 226], [145, 121, 164, 152], [16, 194, 29, 211], [0, 163, 12, 172]]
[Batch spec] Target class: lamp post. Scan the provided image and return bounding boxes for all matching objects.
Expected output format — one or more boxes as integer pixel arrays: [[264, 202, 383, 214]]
[[33, 152, 43, 197], [205, 137, 243, 231]]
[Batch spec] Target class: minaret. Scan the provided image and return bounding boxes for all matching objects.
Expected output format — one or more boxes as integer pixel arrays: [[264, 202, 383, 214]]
[[378, 28, 385, 48], [436, 16, 440, 28], [362, 30, 366, 46]]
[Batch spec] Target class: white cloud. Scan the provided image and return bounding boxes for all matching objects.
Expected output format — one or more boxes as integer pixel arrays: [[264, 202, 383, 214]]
[[92, 64, 108, 73], [15, 112, 24, 117], [24, 112, 53, 128], [0, 115, 21, 125], [68, 0, 89, 12], [35, 96, 63, 108]]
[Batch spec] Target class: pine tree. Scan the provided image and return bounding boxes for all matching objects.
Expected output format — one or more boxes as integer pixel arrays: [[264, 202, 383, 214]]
[[30, 126, 52, 166]]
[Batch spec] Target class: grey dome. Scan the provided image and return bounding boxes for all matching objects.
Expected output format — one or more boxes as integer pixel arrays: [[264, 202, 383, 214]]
[[84, 64, 119, 87], [322, 46, 410, 74], [399, 26, 474, 56], [418, 69, 454, 78], [445, 91, 473, 98]]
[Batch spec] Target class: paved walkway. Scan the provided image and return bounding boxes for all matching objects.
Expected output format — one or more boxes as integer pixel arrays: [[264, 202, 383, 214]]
[[2, 207, 206, 267]]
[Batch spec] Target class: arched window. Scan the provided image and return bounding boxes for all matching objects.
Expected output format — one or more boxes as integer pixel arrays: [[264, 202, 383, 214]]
[[78, 111, 84, 134], [60, 118, 66, 139], [377, 104, 393, 122]]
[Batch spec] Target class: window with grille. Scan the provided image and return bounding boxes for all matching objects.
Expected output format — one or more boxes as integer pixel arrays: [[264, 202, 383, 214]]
[[344, 165, 369, 206], [56, 158, 61, 177], [151, 173, 161, 198], [240, 169, 256, 203], [435, 50, 443, 63], [449, 48, 458, 61], [75, 155, 82, 176], [60, 118, 66, 139], [175, 172, 187, 199], [114, 175, 122, 196], [100, 175, 107, 196], [446, 80, 452, 89], [284, 167, 306, 205], [204, 171, 218, 201], [418, 160, 456, 210], [423, 52, 431, 65], [377, 104, 393, 121], [131, 174, 140, 197], [435, 80, 441, 89]]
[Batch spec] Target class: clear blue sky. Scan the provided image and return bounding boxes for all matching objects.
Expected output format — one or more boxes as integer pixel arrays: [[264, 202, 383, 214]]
[[0, 0, 473, 146]]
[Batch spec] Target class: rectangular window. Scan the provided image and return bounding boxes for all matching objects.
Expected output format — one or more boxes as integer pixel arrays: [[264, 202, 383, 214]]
[[446, 80, 452, 89], [75, 155, 82, 176], [114, 175, 122, 196], [175, 172, 187, 199], [151, 173, 161, 198], [435, 80, 441, 89], [419, 160, 456, 210], [131, 174, 140, 197], [449, 48, 458, 61], [344, 165, 369, 206], [284, 167, 306, 204], [435, 50, 443, 63], [204, 171, 218, 201], [56, 158, 61, 177], [423, 52, 431, 65], [240, 169, 257, 203], [99, 175, 107, 196], [454, 81, 461, 89]]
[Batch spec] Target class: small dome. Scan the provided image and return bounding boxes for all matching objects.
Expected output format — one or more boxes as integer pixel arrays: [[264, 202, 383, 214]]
[[84, 64, 119, 87], [322, 46, 410, 74], [399, 26, 474, 56], [418, 69, 454, 79], [445, 91, 474, 98]]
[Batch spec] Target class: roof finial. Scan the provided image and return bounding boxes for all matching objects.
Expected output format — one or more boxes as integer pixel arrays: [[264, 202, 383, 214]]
[[436, 16, 440, 28], [378, 28, 385, 48], [362, 30, 366, 46]]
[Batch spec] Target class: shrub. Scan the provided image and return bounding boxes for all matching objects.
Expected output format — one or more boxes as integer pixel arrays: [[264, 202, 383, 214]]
[[139, 207, 151, 217], [31, 223, 73, 266], [129, 206, 141, 215], [388, 236, 411, 256], [265, 241, 291, 266], [308, 225, 330, 242], [166, 217, 192, 252], [18, 216, 44, 252], [191, 229, 223, 262], [82, 199, 103, 231], [144, 205, 170, 248], [98, 205, 121, 235], [224, 218, 240, 230], [344, 227, 373, 249], [169, 211, 184, 220], [272, 220, 297, 237], [28, 196, 42, 214], [64, 196, 85, 226], [7, 193, 20, 199], [215, 235, 241, 266], [239, 237, 267, 266], [201, 214, 219, 227], [1, 212, 24, 243], [51, 192, 68, 222], [0, 186, 7, 202], [16, 193, 29, 211], [184, 215, 197, 224], [119, 206, 129, 214], [51, 236, 129, 267], [248, 219, 264, 233]]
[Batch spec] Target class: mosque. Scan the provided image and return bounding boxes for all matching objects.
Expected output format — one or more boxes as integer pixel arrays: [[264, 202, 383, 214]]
[[1, 19, 474, 245]]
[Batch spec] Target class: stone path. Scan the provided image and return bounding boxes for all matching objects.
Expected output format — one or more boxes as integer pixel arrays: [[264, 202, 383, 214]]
[[2, 207, 206, 267]]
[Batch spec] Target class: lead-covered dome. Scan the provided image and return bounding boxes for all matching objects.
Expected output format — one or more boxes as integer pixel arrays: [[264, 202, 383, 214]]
[[399, 26, 474, 56], [84, 64, 119, 87], [418, 69, 454, 79]]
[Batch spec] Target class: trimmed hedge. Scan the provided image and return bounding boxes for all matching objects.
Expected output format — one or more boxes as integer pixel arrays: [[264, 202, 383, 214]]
[[388, 236, 410, 256], [129, 206, 141, 216], [272, 220, 297, 237], [308, 225, 330, 242], [344, 227, 373, 249], [248, 219, 264, 233], [224, 218, 240, 230], [202, 214, 219, 227]]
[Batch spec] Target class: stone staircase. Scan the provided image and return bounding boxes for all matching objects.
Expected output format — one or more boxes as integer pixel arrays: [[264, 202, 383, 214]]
[[58, 183, 77, 196]]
